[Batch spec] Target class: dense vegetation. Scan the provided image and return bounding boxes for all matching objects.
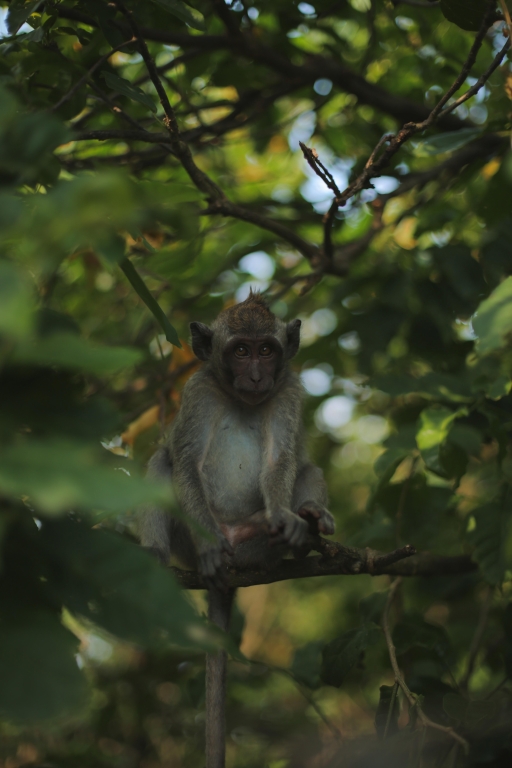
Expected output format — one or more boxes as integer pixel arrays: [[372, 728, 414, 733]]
[[1, 0, 512, 766]]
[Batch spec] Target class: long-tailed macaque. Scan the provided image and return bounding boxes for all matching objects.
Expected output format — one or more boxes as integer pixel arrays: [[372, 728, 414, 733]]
[[140, 291, 335, 768]]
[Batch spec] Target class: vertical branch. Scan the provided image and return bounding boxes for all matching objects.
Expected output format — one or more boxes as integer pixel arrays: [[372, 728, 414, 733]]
[[113, 0, 225, 202], [382, 578, 469, 754]]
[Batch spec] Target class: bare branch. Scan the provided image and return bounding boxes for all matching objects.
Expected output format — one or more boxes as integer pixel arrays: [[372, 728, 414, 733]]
[[392, 0, 440, 7], [170, 537, 477, 589], [441, 37, 511, 117], [299, 142, 342, 197], [113, 0, 224, 202], [57, 6, 465, 130], [382, 578, 470, 754], [321, 1, 503, 211], [74, 129, 170, 143]]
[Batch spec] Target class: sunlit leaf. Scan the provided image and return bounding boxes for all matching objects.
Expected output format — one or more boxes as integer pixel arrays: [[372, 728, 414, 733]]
[[473, 277, 512, 356], [6, 0, 44, 35], [416, 406, 467, 473]]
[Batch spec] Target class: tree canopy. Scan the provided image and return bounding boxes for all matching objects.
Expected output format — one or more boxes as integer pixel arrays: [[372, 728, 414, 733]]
[[1, 0, 512, 766]]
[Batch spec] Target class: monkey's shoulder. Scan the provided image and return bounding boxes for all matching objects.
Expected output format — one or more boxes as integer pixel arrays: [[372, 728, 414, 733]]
[[176, 367, 223, 406]]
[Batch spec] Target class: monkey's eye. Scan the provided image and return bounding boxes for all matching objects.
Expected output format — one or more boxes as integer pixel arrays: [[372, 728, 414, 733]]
[[259, 345, 272, 357], [234, 345, 249, 357]]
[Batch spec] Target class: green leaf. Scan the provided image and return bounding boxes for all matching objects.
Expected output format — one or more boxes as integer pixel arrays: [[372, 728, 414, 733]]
[[375, 684, 399, 739], [120, 258, 182, 347], [440, 0, 489, 31], [321, 626, 381, 688], [467, 502, 512, 585], [359, 592, 388, 625], [394, 618, 452, 662], [41, 519, 216, 650], [416, 406, 467, 473], [0, 604, 87, 723], [443, 693, 499, 725], [412, 128, 482, 157], [290, 641, 324, 689], [6, 0, 44, 35], [13, 332, 142, 374], [473, 277, 512, 356], [148, 0, 205, 31], [375, 372, 473, 403], [0, 439, 171, 515], [0, 260, 33, 340], [102, 72, 157, 113]]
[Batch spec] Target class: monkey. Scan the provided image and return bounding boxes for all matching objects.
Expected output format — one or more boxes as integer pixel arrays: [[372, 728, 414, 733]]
[[139, 291, 335, 768]]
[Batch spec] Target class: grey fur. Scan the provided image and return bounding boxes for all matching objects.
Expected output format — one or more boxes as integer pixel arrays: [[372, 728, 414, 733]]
[[139, 298, 335, 768]]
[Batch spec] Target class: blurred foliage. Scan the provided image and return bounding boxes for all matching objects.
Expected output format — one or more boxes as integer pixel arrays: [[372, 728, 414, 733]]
[[1, 0, 512, 766]]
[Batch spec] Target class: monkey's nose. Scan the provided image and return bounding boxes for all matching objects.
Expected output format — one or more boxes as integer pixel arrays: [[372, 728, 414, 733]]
[[250, 364, 262, 383]]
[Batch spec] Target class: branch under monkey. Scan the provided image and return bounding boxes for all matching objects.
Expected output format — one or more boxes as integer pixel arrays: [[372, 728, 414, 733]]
[[170, 537, 476, 589]]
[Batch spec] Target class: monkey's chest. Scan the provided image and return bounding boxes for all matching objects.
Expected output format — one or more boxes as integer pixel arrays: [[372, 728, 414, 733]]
[[201, 414, 264, 521]]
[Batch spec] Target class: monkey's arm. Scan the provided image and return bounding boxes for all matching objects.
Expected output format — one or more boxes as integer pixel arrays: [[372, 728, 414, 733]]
[[260, 377, 309, 546], [138, 446, 174, 564], [170, 376, 234, 576], [292, 459, 335, 536]]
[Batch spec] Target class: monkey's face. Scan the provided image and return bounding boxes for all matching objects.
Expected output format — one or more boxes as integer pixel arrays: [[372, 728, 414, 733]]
[[224, 336, 281, 405]]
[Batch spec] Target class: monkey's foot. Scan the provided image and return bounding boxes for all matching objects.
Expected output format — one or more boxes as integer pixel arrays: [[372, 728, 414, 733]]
[[198, 534, 234, 578], [298, 503, 335, 536], [268, 507, 308, 547]]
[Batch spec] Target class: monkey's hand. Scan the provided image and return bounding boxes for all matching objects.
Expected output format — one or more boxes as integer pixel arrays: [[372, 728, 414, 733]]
[[268, 506, 308, 547], [197, 533, 234, 578], [298, 502, 335, 536]]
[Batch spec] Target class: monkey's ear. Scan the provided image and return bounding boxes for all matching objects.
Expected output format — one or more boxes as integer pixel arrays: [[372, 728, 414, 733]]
[[190, 322, 214, 361], [286, 319, 301, 359]]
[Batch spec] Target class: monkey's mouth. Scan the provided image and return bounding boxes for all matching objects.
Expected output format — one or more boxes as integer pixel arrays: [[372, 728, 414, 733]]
[[236, 388, 270, 404]]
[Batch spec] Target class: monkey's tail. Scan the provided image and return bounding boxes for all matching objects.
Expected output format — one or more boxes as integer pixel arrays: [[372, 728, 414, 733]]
[[205, 585, 236, 768]]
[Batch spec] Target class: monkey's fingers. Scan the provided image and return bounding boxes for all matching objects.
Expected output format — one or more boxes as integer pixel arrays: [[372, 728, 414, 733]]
[[299, 505, 335, 536], [199, 548, 224, 578], [221, 539, 235, 557], [317, 510, 335, 535]]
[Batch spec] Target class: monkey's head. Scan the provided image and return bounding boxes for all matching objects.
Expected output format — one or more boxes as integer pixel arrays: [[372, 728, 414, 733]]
[[190, 291, 301, 405]]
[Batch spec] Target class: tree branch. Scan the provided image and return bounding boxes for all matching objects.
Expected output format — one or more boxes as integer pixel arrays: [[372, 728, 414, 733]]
[[382, 578, 470, 753], [56, 6, 465, 130], [170, 537, 476, 589]]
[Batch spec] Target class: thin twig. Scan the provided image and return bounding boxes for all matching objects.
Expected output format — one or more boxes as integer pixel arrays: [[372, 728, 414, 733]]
[[392, 0, 440, 7], [383, 681, 399, 739], [318, 1, 501, 212], [382, 578, 470, 754], [51, 38, 136, 112], [460, 585, 494, 690], [299, 142, 342, 197], [500, 0, 512, 37], [441, 38, 511, 117], [113, 0, 224, 202]]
